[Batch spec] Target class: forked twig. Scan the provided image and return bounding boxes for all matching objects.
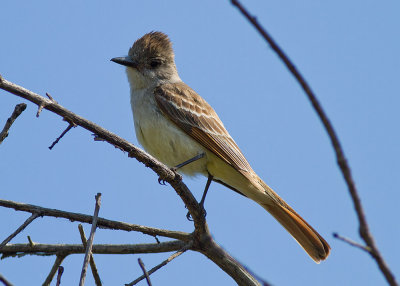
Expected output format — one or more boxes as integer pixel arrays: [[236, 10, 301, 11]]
[[56, 266, 64, 286], [138, 258, 152, 286], [79, 193, 101, 286], [333, 233, 372, 253], [78, 224, 102, 285], [0, 213, 39, 250], [43, 255, 67, 286], [126, 243, 191, 286]]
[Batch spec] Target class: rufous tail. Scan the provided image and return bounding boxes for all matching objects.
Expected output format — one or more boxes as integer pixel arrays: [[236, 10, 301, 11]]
[[258, 181, 330, 263]]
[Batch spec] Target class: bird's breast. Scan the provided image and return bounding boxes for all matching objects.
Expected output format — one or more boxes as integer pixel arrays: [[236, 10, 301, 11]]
[[130, 88, 208, 176]]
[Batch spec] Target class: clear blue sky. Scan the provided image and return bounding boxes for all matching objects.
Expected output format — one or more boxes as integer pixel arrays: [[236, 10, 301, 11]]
[[1, 1, 399, 285]]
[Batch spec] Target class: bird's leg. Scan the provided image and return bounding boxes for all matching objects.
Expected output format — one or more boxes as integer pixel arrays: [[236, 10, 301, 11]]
[[173, 152, 205, 170], [187, 173, 213, 221], [158, 153, 205, 185]]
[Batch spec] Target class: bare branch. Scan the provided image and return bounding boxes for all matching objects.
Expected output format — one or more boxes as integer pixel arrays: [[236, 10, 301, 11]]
[[78, 225, 102, 286], [1, 241, 187, 257], [43, 255, 67, 286], [48, 122, 75, 150], [230, 1, 398, 285], [79, 193, 101, 286], [56, 266, 64, 286], [137, 258, 152, 286], [333, 233, 372, 253], [0, 75, 206, 224], [0, 75, 261, 285], [0, 103, 26, 144], [0, 274, 14, 286], [126, 243, 191, 286], [36, 93, 56, 117], [0, 213, 39, 250], [0, 199, 190, 241]]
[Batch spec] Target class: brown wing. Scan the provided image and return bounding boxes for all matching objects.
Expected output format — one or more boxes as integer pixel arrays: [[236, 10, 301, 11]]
[[154, 82, 253, 177]]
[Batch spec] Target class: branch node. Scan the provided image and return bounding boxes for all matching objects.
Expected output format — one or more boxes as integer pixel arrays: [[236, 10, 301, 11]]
[[45, 92, 57, 103], [0, 213, 39, 250], [333, 232, 372, 253], [27, 236, 35, 247]]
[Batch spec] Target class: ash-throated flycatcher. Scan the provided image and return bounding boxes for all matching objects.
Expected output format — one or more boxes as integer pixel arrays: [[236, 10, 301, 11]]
[[111, 32, 330, 262]]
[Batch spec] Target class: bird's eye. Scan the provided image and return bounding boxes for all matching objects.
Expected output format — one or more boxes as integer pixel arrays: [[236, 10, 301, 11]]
[[150, 59, 161, 68]]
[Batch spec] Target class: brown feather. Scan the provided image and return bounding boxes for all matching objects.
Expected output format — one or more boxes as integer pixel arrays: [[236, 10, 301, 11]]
[[154, 82, 253, 176], [262, 201, 330, 263], [153, 81, 330, 262]]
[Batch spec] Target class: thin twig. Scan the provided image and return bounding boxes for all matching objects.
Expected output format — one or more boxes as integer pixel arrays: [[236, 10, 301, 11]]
[[0, 274, 14, 286], [79, 224, 102, 286], [0, 103, 27, 144], [27, 236, 34, 247], [45, 92, 56, 102], [42, 255, 67, 286], [56, 266, 64, 286], [231, 1, 398, 285], [0, 213, 39, 250], [153, 236, 160, 244], [36, 103, 45, 117], [126, 243, 191, 286], [0, 199, 190, 241], [138, 258, 152, 286], [48, 122, 75, 150], [333, 233, 372, 253], [79, 193, 101, 286], [1, 241, 187, 258]]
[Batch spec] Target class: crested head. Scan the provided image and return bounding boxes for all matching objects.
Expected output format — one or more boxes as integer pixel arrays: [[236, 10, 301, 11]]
[[129, 31, 175, 65], [124, 31, 180, 88]]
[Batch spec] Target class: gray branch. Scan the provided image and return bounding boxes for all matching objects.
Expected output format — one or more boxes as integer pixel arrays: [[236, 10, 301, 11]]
[[0, 74, 261, 285], [1, 241, 187, 257], [0, 199, 190, 242], [0, 213, 39, 250], [43, 255, 66, 286], [0, 103, 26, 144], [79, 193, 101, 286], [78, 225, 102, 286], [0, 274, 14, 286]]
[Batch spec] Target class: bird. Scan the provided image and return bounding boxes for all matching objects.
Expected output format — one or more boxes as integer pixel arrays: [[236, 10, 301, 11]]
[[111, 31, 330, 263]]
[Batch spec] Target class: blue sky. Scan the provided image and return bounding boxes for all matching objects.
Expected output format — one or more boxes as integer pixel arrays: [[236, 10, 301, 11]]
[[1, 1, 399, 285]]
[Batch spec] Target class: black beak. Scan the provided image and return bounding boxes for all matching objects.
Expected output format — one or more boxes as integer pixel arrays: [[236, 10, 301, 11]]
[[110, 56, 137, 68]]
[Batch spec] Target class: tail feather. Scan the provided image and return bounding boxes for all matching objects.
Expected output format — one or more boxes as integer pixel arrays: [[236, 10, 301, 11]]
[[262, 201, 330, 263], [209, 163, 330, 262], [255, 178, 330, 263]]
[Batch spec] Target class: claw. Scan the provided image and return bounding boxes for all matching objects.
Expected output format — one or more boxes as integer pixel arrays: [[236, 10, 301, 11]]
[[186, 211, 193, 221], [158, 178, 167, 185], [186, 206, 207, 221]]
